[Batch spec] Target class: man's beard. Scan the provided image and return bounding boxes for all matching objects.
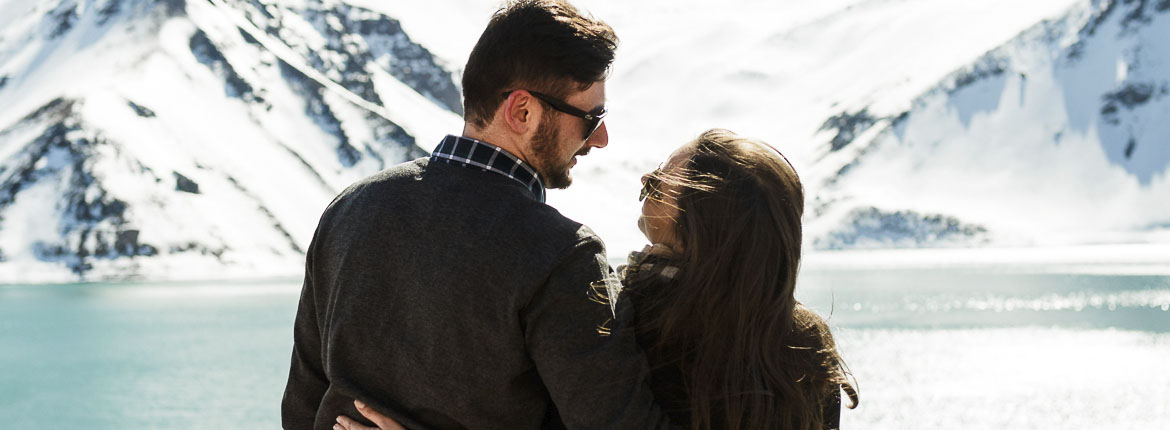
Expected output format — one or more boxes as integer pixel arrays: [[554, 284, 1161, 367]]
[[530, 118, 582, 190]]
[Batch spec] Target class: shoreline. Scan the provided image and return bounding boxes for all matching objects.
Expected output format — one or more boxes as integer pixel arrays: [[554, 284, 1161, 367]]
[[802, 242, 1170, 275]]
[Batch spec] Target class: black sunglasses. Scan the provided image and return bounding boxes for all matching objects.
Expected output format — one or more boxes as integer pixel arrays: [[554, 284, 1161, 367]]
[[639, 167, 663, 202], [508, 90, 607, 140]]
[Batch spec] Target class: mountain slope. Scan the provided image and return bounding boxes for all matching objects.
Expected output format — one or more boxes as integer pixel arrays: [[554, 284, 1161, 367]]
[[811, 0, 1170, 248], [0, 0, 461, 282], [2, 0, 1166, 282]]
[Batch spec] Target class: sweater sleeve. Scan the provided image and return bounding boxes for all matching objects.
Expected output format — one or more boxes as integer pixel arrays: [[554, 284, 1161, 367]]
[[281, 232, 330, 429], [522, 234, 673, 430]]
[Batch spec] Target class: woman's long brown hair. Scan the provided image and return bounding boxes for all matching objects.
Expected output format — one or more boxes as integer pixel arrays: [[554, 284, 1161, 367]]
[[636, 129, 858, 430]]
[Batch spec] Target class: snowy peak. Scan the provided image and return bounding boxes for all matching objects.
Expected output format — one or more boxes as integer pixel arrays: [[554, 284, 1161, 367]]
[[810, 0, 1170, 249], [0, 98, 135, 273], [0, 97, 249, 277], [0, 0, 462, 282], [1072, 0, 1170, 184], [207, 0, 462, 114]]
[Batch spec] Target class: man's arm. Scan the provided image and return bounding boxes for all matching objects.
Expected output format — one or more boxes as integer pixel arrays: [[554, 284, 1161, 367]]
[[522, 233, 673, 430], [282, 234, 329, 429]]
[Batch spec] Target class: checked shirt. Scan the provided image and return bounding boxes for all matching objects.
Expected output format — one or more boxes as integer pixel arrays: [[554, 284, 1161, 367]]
[[430, 135, 547, 203]]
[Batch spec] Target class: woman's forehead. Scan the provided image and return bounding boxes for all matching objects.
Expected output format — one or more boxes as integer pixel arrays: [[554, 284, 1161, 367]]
[[664, 145, 694, 170]]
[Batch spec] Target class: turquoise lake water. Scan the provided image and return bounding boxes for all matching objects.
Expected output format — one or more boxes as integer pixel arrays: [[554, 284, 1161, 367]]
[[1, 269, 1168, 429]]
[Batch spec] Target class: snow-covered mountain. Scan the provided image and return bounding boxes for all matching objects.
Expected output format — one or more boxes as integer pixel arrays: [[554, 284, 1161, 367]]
[[529, 0, 1169, 255], [1, 0, 1167, 282], [0, 0, 461, 282], [811, 0, 1170, 249]]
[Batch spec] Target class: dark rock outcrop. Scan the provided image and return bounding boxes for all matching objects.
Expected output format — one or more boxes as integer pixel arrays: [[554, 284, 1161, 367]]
[[821, 109, 876, 151], [48, 3, 78, 39], [815, 207, 989, 250], [190, 30, 262, 102], [0, 100, 159, 275], [127, 101, 156, 118], [173, 172, 200, 194]]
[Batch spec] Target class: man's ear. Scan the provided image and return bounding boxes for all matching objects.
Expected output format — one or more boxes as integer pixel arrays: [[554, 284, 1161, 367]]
[[501, 91, 540, 136]]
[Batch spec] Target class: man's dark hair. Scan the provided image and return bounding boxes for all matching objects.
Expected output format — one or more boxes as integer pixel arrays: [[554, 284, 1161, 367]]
[[462, 0, 618, 127]]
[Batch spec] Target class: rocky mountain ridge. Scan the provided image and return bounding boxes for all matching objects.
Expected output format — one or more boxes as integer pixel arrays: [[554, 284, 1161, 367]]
[[0, 0, 461, 282]]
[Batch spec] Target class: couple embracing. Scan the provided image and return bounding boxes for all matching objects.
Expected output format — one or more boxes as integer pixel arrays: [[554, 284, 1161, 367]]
[[282, 1, 858, 429]]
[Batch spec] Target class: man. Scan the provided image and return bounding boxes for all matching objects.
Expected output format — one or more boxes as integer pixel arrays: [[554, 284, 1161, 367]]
[[281, 1, 671, 429]]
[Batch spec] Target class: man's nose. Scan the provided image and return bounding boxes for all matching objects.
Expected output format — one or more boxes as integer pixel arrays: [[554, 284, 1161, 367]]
[[586, 122, 609, 148]]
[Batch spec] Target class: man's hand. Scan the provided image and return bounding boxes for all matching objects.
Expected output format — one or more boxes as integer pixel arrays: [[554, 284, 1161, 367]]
[[334, 400, 406, 430]]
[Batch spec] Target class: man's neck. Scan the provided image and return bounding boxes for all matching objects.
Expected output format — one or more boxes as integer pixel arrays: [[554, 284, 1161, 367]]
[[462, 124, 533, 166]]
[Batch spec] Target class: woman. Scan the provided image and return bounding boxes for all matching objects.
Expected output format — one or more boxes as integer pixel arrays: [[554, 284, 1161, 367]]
[[338, 129, 858, 430]]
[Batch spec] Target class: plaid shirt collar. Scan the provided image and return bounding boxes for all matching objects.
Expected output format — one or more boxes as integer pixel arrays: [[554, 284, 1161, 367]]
[[618, 245, 681, 283], [430, 135, 546, 203]]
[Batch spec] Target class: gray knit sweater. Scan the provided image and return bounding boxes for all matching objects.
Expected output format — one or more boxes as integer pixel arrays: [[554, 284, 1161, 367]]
[[281, 158, 670, 430]]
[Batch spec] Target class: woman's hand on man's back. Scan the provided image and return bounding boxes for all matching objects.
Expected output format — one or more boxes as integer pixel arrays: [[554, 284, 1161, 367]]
[[334, 400, 405, 430]]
